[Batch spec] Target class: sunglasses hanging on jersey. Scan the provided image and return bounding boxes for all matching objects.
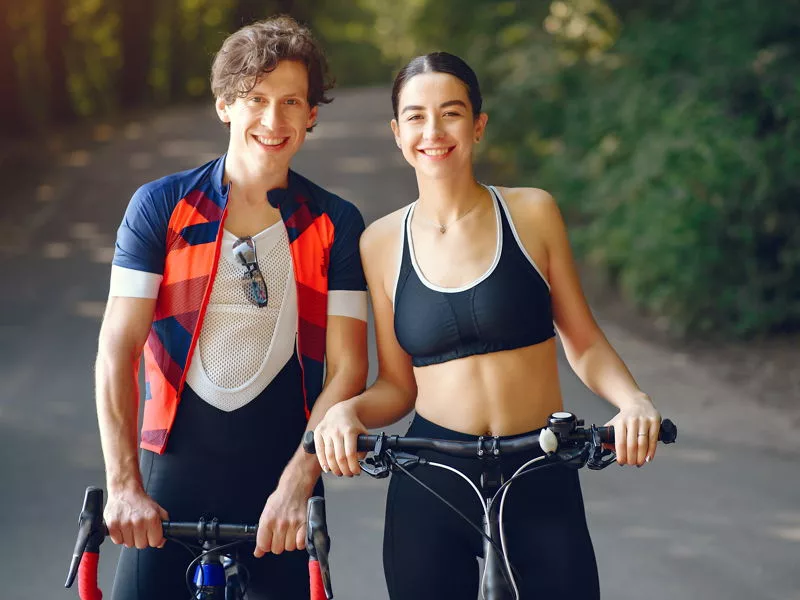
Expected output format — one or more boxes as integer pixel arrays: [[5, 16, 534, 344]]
[[232, 236, 268, 307]]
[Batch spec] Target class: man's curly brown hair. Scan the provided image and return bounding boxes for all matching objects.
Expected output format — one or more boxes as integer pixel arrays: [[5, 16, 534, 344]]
[[211, 16, 334, 130]]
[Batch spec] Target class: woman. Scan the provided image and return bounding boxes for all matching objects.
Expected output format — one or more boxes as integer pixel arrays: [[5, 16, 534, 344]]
[[313, 52, 661, 599]]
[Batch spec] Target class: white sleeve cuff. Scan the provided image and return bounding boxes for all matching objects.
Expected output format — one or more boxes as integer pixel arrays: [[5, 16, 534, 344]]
[[109, 265, 162, 299], [328, 290, 368, 321]]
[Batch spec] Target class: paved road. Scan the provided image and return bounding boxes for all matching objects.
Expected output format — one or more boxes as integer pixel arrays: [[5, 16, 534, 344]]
[[1, 88, 798, 600]]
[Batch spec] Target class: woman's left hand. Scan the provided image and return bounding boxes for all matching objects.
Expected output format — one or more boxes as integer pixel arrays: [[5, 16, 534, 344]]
[[605, 395, 661, 466]]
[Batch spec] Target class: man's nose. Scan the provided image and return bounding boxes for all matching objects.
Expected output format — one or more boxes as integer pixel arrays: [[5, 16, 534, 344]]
[[260, 104, 282, 130]]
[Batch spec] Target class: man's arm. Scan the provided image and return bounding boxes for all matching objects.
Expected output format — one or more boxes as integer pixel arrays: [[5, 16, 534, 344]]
[[96, 296, 169, 548], [254, 315, 367, 557]]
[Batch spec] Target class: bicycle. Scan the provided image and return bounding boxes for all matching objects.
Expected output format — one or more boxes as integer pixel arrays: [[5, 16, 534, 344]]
[[64, 487, 334, 600], [303, 411, 678, 600]]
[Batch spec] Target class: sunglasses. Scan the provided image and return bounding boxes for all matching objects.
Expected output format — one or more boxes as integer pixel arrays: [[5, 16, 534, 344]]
[[232, 237, 268, 307]]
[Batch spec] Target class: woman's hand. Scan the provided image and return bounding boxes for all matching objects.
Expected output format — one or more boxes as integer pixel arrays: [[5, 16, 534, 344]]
[[313, 400, 368, 477], [605, 395, 661, 466]]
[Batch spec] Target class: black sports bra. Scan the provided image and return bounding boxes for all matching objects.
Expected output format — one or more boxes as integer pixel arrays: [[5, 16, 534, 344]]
[[393, 186, 554, 367]]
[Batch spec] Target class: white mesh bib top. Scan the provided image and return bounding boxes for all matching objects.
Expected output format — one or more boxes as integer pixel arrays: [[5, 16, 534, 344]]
[[184, 221, 298, 411]]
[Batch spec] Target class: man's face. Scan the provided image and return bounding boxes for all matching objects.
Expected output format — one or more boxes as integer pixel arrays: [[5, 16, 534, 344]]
[[216, 60, 318, 176]]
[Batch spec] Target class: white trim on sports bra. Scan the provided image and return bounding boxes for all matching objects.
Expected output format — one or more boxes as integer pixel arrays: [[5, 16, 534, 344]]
[[490, 186, 551, 290], [405, 185, 503, 294]]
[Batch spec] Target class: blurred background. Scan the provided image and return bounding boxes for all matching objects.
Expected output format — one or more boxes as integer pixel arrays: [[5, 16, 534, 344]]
[[0, 1, 798, 599]]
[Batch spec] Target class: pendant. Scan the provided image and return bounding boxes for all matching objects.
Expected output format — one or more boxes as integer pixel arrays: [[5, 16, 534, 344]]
[[439, 225, 447, 234]]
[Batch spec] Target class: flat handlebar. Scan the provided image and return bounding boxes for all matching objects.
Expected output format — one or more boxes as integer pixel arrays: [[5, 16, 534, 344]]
[[302, 415, 677, 456]]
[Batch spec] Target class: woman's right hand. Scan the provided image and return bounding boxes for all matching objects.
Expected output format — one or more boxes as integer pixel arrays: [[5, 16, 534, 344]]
[[104, 485, 169, 549], [313, 401, 368, 477]]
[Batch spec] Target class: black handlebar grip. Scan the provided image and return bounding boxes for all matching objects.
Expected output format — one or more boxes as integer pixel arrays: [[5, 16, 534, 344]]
[[596, 419, 678, 444], [303, 431, 316, 454]]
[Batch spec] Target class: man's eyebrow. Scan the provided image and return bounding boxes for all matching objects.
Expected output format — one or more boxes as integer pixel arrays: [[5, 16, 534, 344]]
[[400, 99, 468, 114]]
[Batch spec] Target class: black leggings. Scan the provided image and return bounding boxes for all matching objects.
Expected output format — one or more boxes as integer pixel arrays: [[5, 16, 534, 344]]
[[383, 413, 600, 600], [111, 355, 321, 600]]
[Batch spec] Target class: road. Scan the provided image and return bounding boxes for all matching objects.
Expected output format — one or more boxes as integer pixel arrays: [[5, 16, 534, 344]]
[[0, 87, 797, 600]]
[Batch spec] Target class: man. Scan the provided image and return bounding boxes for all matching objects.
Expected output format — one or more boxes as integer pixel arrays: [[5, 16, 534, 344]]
[[96, 16, 368, 599]]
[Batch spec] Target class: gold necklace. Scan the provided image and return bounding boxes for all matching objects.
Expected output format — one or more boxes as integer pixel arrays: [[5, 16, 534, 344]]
[[415, 198, 483, 234]]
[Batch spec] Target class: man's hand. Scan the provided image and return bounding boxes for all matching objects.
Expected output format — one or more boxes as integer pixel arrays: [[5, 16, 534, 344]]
[[104, 486, 169, 549], [254, 475, 315, 557]]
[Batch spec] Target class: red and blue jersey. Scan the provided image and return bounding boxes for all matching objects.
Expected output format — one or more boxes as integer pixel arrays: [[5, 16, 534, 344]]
[[113, 155, 366, 454]]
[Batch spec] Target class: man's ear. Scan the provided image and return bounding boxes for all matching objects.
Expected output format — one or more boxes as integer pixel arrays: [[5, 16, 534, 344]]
[[215, 97, 230, 123], [306, 105, 319, 130]]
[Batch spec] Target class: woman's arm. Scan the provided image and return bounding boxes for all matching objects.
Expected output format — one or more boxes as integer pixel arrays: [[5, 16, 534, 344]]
[[313, 214, 417, 476], [522, 188, 661, 465]]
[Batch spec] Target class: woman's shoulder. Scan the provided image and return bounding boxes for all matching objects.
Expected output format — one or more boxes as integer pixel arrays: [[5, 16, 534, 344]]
[[494, 186, 563, 227], [495, 185, 556, 209], [361, 203, 413, 251]]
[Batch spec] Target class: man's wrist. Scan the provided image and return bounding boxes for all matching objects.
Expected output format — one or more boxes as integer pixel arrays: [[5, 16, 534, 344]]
[[279, 451, 320, 493]]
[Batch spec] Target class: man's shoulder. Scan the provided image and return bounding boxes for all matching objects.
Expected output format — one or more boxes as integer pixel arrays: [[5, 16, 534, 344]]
[[133, 156, 224, 210], [290, 170, 363, 223]]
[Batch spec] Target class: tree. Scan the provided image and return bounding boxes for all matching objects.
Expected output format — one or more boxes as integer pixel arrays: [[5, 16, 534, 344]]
[[44, 0, 74, 123], [233, 0, 312, 29], [120, 0, 156, 109], [0, 1, 27, 134]]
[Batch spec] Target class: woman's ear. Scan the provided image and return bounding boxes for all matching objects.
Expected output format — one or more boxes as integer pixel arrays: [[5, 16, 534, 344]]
[[390, 119, 401, 148], [474, 112, 488, 142]]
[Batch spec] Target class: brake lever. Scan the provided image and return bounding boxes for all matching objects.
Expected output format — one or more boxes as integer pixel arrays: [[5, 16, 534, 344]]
[[359, 450, 422, 478], [586, 425, 617, 470]]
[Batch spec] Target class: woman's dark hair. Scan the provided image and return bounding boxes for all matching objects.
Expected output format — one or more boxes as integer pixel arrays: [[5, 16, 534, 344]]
[[391, 52, 482, 120]]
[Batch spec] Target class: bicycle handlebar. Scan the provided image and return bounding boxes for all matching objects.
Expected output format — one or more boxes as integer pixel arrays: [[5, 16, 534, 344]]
[[302, 414, 678, 456], [65, 488, 335, 600]]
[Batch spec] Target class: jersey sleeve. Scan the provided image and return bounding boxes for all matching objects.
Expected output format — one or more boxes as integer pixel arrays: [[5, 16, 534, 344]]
[[113, 184, 167, 274], [328, 201, 368, 321], [110, 184, 168, 298]]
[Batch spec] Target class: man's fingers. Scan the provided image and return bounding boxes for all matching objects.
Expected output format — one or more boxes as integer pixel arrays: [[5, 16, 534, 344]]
[[296, 523, 307, 551], [255, 523, 273, 558]]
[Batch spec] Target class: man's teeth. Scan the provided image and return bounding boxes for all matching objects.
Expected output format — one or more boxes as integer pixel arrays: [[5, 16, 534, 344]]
[[257, 136, 285, 146], [422, 148, 450, 156]]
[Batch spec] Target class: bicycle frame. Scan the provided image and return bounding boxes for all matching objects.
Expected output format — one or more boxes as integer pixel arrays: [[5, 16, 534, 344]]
[[307, 411, 677, 600]]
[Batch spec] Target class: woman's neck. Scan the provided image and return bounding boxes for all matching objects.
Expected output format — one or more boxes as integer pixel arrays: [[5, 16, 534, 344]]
[[415, 172, 485, 223]]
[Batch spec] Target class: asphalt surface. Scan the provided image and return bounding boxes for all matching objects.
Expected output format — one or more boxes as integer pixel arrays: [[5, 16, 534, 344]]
[[0, 87, 798, 600]]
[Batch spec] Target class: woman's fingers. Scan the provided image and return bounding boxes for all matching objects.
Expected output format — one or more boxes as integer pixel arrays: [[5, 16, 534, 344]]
[[614, 420, 628, 464], [343, 431, 362, 476]]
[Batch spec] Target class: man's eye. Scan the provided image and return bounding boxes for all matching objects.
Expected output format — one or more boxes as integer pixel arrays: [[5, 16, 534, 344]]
[[407, 115, 422, 121], [249, 97, 263, 103], [444, 111, 460, 117], [286, 98, 299, 105]]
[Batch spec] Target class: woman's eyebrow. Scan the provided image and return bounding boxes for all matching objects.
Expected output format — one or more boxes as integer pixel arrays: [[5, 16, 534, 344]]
[[401, 99, 467, 114]]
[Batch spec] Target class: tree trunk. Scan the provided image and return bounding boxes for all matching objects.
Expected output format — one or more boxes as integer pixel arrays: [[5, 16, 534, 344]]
[[44, 0, 74, 123], [120, 0, 156, 109], [168, 1, 185, 102], [0, 1, 27, 134]]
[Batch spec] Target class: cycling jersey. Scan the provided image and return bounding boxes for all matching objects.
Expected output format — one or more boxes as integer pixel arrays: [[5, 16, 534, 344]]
[[112, 155, 367, 453]]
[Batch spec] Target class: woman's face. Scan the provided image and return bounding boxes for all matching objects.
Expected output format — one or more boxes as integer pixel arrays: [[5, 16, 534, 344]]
[[391, 72, 487, 179]]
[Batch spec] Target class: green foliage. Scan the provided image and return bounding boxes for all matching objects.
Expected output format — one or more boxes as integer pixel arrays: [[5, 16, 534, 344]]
[[361, 0, 800, 337]]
